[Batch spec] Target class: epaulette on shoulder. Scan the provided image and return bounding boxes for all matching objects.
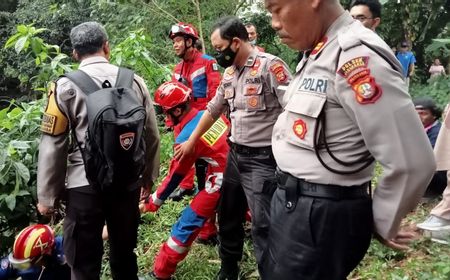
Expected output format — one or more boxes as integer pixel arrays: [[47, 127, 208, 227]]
[[337, 24, 363, 52], [256, 51, 271, 59]]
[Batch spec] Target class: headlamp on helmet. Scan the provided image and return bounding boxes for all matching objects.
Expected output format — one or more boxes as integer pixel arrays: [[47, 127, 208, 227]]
[[169, 22, 199, 40]]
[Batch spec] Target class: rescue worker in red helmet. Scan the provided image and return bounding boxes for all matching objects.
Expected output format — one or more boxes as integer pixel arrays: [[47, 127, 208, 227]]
[[168, 22, 222, 201], [140, 81, 229, 280], [0, 224, 70, 280], [169, 22, 221, 111]]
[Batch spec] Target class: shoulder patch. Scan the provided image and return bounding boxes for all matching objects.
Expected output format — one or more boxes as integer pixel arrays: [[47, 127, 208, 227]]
[[269, 61, 288, 83], [352, 76, 382, 105], [41, 82, 68, 135], [338, 57, 382, 105], [338, 56, 369, 80]]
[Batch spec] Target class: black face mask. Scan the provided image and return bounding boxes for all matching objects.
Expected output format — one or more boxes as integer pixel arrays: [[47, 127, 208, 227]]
[[214, 42, 237, 68]]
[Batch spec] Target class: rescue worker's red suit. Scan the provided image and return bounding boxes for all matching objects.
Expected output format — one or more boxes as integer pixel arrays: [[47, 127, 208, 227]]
[[142, 81, 229, 279], [169, 22, 221, 192]]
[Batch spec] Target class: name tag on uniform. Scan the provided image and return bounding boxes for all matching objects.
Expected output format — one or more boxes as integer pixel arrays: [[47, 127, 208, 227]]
[[201, 117, 228, 146], [298, 75, 328, 94]]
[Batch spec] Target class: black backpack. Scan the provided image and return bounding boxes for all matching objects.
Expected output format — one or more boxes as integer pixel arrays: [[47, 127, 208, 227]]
[[65, 68, 146, 192]]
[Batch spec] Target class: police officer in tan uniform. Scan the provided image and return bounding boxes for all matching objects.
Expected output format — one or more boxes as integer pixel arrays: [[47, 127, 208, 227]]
[[175, 16, 291, 280], [36, 22, 160, 280], [261, 0, 435, 279]]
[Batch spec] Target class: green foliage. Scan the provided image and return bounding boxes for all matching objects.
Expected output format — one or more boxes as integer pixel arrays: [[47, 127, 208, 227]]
[[241, 9, 299, 69], [0, 100, 43, 254], [4, 23, 73, 91], [350, 203, 450, 280], [0, 0, 92, 97], [425, 36, 450, 67], [109, 29, 172, 93], [92, 0, 247, 62], [377, 0, 450, 83], [410, 76, 450, 108]]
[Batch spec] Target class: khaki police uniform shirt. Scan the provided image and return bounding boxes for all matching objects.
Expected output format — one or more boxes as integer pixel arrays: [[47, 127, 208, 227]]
[[37, 56, 160, 207], [207, 50, 292, 147], [272, 12, 435, 239]]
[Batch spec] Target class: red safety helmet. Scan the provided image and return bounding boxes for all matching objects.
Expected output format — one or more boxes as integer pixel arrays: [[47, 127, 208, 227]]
[[154, 81, 191, 111], [8, 224, 55, 270], [169, 22, 199, 40]]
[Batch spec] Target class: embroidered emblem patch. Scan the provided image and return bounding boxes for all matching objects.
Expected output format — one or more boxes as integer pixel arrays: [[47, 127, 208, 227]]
[[246, 86, 258, 95], [310, 37, 328, 56], [120, 132, 135, 150], [337, 56, 369, 79], [247, 96, 259, 108], [270, 62, 288, 83], [352, 76, 382, 104], [293, 119, 307, 139], [338, 57, 383, 105], [212, 63, 219, 71], [224, 89, 234, 99], [41, 113, 57, 134]]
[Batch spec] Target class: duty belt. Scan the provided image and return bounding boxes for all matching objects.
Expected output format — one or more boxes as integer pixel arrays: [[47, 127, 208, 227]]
[[275, 168, 370, 212], [228, 141, 272, 156]]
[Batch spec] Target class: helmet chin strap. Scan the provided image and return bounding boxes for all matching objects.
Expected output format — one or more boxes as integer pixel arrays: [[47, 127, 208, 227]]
[[181, 38, 194, 60]]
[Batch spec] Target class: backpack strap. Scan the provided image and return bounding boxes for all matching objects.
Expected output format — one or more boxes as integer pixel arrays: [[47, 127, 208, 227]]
[[64, 70, 101, 95], [115, 67, 134, 89]]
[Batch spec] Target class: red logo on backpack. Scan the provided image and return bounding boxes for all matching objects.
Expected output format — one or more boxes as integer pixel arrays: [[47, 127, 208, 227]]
[[120, 132, 135, 150]]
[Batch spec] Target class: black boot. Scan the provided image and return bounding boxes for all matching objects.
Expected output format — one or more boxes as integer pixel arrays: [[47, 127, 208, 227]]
[[216, 261, 240, 280], [196, 234, 218, 246]]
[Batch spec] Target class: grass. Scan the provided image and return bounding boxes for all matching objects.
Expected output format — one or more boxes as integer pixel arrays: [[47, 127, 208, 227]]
[[100, 134, 450, 279], [132, 197, 258, 280], [97, 196, 450, 280]]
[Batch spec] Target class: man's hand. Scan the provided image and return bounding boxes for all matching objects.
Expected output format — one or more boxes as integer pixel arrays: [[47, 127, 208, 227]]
[[140, 186, 151, 201], [174, 140, 195, 161], [375, 230, 416, 250], [139, 196, 160, 213], [37, 203, 54, 216]]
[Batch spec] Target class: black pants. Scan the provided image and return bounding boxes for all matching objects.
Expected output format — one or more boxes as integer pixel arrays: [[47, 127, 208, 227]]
[[260, 181, 373, 280], [195, 159, 208, 191], [424, 171, 447, 198], [63, 186, 140, 280], [218, 148, 277, 264]]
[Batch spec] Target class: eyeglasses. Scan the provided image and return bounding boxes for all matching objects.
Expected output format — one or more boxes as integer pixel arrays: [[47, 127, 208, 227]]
[[352, 15, 373, 21]]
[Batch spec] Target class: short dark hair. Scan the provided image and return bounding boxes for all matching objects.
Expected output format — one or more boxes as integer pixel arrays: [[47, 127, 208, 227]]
[[194, 39, 203, 51], [350, 0, 382, 18], [413, 97, 442, 119], [245, 23, 256, 30], [212, 16, 248, 42], [70, 21, 108, 57]]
